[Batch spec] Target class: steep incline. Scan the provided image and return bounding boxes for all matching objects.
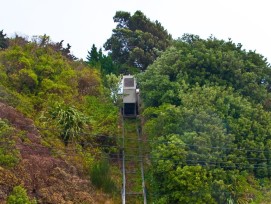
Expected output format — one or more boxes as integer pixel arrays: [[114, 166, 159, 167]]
[[121, 117, 147, 204], [0, 102, 111, 203]]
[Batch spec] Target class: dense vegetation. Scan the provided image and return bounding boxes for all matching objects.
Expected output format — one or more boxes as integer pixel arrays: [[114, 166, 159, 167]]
[[0, 31, 120, 202], [0, 33, 118, 139], [1, 10, 271, 204], [138, 34, 271, 203], [0, 119, 18, 167], [104, 10, 172, 73]]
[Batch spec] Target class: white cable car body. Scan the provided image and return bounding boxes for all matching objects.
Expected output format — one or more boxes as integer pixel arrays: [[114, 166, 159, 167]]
[[122, 75, 139, 117]]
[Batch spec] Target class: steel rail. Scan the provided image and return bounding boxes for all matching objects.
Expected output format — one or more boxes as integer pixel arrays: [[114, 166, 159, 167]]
[[136, 117, 147, 204]]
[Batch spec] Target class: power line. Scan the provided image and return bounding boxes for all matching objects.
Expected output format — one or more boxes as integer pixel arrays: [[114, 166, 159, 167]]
[[6, 123, 271, 155], [122, 153, 270, 163], [16, 145, 271, 170], [9, 123, 271, 154], [2, 132, 271, 164], [3, 108, 271, 175], [3, 136, 271, 173], [11, 138, 269, 164]]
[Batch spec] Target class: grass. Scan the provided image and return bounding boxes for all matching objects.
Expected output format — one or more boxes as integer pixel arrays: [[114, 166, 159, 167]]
[[0, 119, 19, 167], [90, 158, 117, 194]]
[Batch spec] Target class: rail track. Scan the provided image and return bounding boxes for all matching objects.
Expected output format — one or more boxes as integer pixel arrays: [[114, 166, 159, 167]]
[[121, 113, 147, 204]]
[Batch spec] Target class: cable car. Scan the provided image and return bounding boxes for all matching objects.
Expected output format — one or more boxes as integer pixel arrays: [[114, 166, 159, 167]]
[[122, 75, 139, 117]]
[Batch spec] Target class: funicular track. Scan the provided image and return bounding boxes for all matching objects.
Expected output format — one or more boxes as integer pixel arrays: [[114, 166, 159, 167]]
[[121, 113, 147, 204]]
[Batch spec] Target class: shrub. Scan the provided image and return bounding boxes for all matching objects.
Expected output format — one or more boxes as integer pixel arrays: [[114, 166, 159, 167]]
[[7, 185, 36, 204], [0, 119, 19, 167], [49, 104, 90, 145], [89, 159, 116, 194]]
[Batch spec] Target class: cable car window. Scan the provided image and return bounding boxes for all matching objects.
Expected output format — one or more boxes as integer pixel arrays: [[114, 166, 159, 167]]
[[124, 78, 134, 87]]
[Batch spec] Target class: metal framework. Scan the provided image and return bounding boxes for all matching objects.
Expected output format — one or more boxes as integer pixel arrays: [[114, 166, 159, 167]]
[[122, 75, 139, 118], [121, 75, 146, 203]]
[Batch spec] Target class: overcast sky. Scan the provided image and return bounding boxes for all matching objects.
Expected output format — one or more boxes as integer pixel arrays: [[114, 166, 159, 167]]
[[1, 0, 270, 63]]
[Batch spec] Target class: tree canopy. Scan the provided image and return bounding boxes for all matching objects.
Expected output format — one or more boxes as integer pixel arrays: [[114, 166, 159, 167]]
[[0, 30, 9, 49], [86, 44, 117, 76], [138, 34, 271, 203], [104, 10, 172, 73], [139, 34, 271, 107]]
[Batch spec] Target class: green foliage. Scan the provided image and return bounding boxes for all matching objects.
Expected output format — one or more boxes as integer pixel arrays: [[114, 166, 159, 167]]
[[0, 32, 122, 200], [85, 96, 118, 136], [0, 148, 18, 168], [16, 69, 38, 93], [104, 10, 172, 73], [86, 44, 118, 76], [0, 34, 85, 116], [84, 96, 119, 154], [0, 119, 19, 167], [76, 67, 102, 96], [49, 104, 90, 145], [89, 159, 116, 194], [0, 84, 18, 105], [104, 73, 122, 104], [139, 34, 271, 203], [32, 34, 77, 60], [0, 37, 78, 97], [138, 34, 271, 106], [143, 86, 271, 200], [169, 166, 215, 204], [86, 44, 100, 66], [0, 30, 9, 49], [7, 185, 36, 204], [0, 85, 34, 117], [136, 66, 181, 107]]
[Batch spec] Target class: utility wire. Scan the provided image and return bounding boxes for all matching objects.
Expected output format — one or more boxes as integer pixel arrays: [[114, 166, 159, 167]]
[[7, 123, 271, 154], [3, 113, 271, 172], [2, 137, 271, 164], [3, 138, 270, 171]]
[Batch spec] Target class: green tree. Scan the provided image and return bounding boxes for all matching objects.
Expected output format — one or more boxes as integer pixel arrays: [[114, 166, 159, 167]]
[[103, 73, 122, 104], [167, 166, 215, 204], [0, 30, 9, 49], [138, 34, 271, 106], [0, 35, 79, 109], [138, 35, 271, 201], [99, 54, 118, 76], [84, 95, 118, 137], [76, 67, 101, 96], [104, 10, 172, 73], [32, 34, 77, 60], [143, 86, 271, 202], [86, 44, 118, 76], [86, 44, 100, 66]]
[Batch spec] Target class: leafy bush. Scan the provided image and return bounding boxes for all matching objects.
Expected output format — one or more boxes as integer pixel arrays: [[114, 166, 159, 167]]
[[89, 159, 116, 194], [49, 104, 90, 145], [85, 96, 118, 136], [138, 35, 271, 203], [0, 149, 18, 167], [0, 119, 19, 167], [0, 85, 18, 106], [76, 67, 101, 96], [7, 185, 36, 204]]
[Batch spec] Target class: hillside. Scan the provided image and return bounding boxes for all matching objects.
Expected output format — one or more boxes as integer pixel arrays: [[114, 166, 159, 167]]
[[0, 102, 112, 203], [2, 10, 271, 203], [0, 34, 120, 203]]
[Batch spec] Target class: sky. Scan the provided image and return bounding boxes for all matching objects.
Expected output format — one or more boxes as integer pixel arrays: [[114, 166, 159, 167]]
[[1, 0, 270, 63]]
